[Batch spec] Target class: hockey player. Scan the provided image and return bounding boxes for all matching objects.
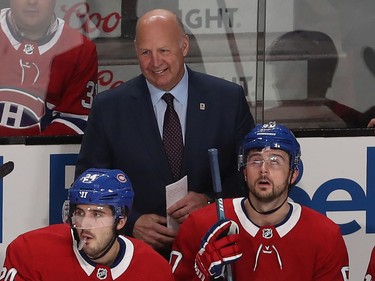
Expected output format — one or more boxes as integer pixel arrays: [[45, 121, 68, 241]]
[[170, 122, 349, 281], [364, 246, 375, 280], [0, 0, 98, 136], [1, 168, 175, 281]]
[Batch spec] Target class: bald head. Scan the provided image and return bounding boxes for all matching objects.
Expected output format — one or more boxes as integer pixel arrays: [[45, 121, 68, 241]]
[[134, 9, 189, 91], [135, 9, 185, 41]]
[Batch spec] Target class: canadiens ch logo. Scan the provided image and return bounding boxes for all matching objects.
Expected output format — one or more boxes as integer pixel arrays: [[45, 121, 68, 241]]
[[262, 228, 273, 239], [23, 43, 34, 55], [0, 88, 45, 130], [96, 268, 108, 280]]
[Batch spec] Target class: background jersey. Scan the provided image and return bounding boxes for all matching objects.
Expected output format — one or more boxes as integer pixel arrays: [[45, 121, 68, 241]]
[[171, 198, 349, 281], [1, 224, 174, 281], [0, 8, 98, 136], [364, 246, 375, 280]]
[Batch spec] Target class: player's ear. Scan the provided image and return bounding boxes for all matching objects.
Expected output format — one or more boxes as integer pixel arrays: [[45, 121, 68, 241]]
[[117, 218, 126, 230], [290, 168, 299, 185], [242, 167, 247, 182]]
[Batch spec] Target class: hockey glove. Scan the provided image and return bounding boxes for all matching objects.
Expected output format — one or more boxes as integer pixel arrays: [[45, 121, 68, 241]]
[[194, 219, 242, 280]]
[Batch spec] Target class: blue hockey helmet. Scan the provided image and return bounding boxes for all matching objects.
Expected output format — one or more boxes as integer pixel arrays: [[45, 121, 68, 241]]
[[242, 122, 301, 170], [66, 168, 134, 221]]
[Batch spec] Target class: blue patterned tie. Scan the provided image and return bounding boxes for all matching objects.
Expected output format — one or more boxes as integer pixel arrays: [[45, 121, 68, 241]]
[[162, 93, 183, 180]]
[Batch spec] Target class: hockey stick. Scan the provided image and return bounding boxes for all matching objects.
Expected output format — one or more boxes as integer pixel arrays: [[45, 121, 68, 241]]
[[0, 161, 14, 179], [208, 148, 234, 281]]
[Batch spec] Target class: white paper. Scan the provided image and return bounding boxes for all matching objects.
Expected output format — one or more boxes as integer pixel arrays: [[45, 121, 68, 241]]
[[165, 175, 188, 231]]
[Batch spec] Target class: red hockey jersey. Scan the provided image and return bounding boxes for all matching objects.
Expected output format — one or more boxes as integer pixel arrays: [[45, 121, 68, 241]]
[[365, 246, 375, 280], [171, 198, 349, 281], [0, 8, 98, 136], [1, 224, 175, 281]]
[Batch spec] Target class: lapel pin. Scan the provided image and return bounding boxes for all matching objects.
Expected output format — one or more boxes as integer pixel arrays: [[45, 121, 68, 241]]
[[200, 103, 205, 110]]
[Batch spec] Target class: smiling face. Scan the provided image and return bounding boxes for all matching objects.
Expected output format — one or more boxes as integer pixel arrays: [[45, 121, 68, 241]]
[[134, 9, 189, 91]]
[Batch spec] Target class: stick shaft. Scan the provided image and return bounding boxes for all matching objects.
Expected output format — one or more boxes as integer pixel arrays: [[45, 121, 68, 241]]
[[208, 148, 234, 281], [208, 148, 225, 219]]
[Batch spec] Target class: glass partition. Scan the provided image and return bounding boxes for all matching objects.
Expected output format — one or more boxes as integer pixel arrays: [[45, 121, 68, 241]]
[[260, 0, 375, 129], [1, 0, 375, 140], [104, 0, 375, 130]]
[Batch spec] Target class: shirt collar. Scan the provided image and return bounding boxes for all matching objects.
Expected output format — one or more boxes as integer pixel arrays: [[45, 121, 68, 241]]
[[149, 64, 189, 106]]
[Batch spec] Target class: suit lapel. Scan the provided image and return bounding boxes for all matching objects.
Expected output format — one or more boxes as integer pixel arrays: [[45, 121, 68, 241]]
[[129, 77, 172, 181], [184, 71, 209, 171]]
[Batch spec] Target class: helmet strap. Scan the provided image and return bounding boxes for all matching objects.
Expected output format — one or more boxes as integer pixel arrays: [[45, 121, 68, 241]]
[[248, 194, 288, 215], [73, 223, 119, 261], [72, 227, 80, 245], [89, 234, 117, 261]]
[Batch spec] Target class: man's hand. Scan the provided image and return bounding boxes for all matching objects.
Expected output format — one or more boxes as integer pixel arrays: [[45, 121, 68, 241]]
[[133, 214, 176, 250], [167, 191, 209, 224], [194, 219, 242, 280]]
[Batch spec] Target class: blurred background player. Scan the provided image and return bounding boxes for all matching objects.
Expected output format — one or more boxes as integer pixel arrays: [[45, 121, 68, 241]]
[[266, 30, 363, 128], [1, 168, 175, 281], [0, 0, 98, 136], [170, 122, 349, 281]]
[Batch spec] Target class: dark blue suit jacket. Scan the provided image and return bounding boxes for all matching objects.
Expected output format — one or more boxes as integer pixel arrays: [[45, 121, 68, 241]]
[[75, 67, 254, 235]]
